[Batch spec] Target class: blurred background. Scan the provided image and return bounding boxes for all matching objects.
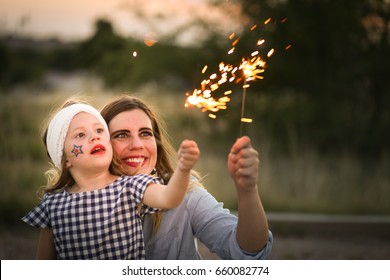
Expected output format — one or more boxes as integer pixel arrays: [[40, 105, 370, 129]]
[[1, 0, 389, 259]]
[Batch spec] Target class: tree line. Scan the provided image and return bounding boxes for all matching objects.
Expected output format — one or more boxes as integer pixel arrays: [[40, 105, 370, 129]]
[[1, 0, 389, 157]]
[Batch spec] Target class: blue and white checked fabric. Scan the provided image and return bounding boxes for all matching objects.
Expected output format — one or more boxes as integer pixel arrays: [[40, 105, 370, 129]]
[[22, 174, 159, 259]]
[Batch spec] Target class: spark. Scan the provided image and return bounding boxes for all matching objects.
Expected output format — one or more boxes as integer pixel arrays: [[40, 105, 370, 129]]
[[267, 48, 275, 57], [185, 18, 287, 124], [241, 118, 253, 123], [185, 89, 231, 117], [240, 56, 267, 82], [232, 38, 240, 46]]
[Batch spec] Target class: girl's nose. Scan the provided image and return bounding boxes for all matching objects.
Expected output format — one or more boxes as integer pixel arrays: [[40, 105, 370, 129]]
[[90, 132, 101, 142]]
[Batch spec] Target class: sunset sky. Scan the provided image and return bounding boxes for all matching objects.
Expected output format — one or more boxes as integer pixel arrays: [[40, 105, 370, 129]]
[[1, 0, 244, 44]]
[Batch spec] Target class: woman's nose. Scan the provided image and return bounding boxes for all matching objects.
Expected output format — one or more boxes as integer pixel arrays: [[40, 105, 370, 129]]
[[128, 136, 143, 149]]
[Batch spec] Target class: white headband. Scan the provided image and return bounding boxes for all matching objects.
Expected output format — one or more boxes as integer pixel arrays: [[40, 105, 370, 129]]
[[46, 103, 109, 169]]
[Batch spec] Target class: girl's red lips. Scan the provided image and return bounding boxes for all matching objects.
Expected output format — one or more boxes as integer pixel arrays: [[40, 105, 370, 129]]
[[90, 144, 106, 154]]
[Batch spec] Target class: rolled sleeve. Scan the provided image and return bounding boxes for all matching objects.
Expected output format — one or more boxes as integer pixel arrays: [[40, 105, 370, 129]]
[[190, 187, 273, 260], [229, 229, 273, 260]]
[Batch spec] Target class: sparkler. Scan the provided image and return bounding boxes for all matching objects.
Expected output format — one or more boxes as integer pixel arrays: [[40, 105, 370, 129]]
[[237, 44, 277, 134], [185, 18, 289, 135]]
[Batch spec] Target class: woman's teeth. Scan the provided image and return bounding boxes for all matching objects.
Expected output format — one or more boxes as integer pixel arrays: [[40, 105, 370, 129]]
[[125, 158, 144, 165]]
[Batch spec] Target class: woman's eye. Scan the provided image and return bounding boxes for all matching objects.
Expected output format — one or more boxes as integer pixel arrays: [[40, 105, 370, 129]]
[[140, 131, 153, 137], [114, 133, 127, 139]]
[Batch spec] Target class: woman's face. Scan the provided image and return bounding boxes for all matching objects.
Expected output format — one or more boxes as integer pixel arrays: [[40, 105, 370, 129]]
[[108, 109, 157, 176]]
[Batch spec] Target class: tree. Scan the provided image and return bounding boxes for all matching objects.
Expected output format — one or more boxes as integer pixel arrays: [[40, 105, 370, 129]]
[[78, 19, 133, 88], [236, 0, 390, 155]]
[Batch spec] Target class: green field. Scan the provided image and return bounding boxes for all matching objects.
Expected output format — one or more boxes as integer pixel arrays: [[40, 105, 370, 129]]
[[1, 85, 389, 226]]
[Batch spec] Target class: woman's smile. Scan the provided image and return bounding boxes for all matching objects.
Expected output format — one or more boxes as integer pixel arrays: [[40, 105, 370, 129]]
[[123, 156, 145, 167]]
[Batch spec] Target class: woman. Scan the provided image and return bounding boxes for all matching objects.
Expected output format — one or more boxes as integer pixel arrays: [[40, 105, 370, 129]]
[[100, 95, 273, 259]]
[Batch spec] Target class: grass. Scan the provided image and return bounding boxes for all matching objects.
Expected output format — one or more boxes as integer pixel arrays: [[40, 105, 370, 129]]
[[1, 83, 389, 227]]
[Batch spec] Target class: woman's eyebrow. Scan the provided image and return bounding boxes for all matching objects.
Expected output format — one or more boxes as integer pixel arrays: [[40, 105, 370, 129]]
[[110, 129, 129, 137]]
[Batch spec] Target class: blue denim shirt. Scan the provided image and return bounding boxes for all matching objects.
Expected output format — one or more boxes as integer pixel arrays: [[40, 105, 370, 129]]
[[143, 187, 273, 259]]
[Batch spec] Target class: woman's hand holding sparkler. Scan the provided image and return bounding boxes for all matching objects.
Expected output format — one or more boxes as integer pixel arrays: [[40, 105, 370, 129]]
[[228, 136, 269, 253], [228, 136, 259, 191]]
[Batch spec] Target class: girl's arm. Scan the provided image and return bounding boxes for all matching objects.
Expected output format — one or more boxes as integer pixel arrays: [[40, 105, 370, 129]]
[[36, 228, 57, 259], [143, 140, 199, 209]]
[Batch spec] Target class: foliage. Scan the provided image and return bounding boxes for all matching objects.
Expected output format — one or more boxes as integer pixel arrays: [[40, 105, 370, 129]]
[[76, 19, 228, 90], [0, 1, 389, 157], [237, 0, 390, 156], [0, 41, 45, 88]]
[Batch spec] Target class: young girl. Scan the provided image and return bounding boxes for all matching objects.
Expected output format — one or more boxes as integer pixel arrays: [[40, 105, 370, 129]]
[[22, 101, 199, 260]]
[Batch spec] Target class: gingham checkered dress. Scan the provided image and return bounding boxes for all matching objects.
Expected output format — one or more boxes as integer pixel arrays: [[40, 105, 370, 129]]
[[22, 174, 159, 259]]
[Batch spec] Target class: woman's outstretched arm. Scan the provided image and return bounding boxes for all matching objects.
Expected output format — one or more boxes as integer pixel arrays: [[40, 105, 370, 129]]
[[228, 136, 269, 252]]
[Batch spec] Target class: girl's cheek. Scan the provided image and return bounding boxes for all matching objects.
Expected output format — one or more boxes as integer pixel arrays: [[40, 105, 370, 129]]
[[71, 144, 84, 157]]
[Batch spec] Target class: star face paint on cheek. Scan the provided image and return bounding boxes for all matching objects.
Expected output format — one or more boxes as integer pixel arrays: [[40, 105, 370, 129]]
[[71, 145, 84, 157]]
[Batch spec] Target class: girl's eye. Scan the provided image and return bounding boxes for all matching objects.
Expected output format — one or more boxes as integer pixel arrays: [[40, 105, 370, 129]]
[[96, 128, 104, 134], [76, 132, 85, 138]]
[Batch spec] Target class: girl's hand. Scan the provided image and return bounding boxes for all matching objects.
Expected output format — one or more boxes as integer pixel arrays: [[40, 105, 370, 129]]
[[177, 140, 200, 172]]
